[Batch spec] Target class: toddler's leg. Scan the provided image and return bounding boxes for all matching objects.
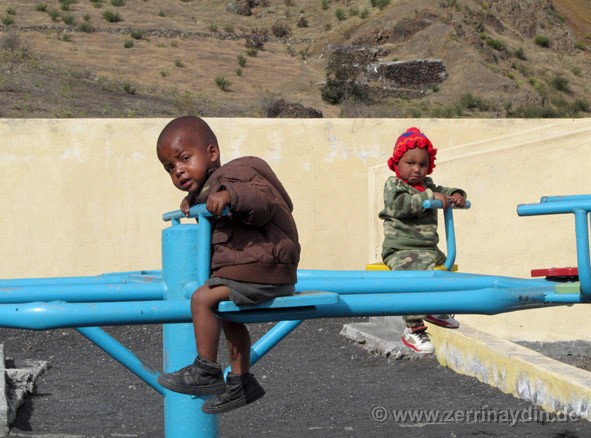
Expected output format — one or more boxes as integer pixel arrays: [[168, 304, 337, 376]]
[[401, 315, 434, 354], [403, 315, 426, 328], [385, 249, 441, 271]]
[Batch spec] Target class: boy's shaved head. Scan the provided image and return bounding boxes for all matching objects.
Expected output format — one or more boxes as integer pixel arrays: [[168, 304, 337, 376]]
[[156, 116, 221, 193], [157, 116, 219, 152]]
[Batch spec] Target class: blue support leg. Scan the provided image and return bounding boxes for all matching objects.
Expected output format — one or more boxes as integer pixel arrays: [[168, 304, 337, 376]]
[[162, 223, 218, 437], [223, 319, 304, 376], [76, 327, 163, 394]]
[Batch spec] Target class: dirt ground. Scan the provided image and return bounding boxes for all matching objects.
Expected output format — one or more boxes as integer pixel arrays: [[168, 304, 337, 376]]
[[2, 0, 590, 119], [2, 318, 591, 437]]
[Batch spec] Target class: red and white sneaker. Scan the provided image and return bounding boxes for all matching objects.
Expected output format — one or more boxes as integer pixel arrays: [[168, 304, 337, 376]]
[[425, 314, 460, 329], [401, 326, 434, 354]]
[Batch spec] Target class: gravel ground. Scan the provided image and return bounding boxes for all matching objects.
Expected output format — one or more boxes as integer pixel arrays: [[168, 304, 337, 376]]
[[2, 318, 591, 437]]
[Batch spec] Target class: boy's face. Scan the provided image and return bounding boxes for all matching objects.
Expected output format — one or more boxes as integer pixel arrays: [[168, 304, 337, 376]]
[[396, 147, 430, 184], [157, 132, 219, 194]]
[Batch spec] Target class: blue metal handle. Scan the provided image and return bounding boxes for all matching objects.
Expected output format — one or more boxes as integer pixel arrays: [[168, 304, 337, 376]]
[[517, 196, 591, 299], [518, 199, 591, 216], [423, 200, 471, 271], [541, 194, 591, 203]]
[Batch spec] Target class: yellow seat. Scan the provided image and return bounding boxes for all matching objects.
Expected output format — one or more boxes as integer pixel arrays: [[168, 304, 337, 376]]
[[365, 262, 458, 272]]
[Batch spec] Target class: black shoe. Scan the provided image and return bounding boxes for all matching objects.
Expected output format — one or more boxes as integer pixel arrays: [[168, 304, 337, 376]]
[[202, 372, 265, 414], [157, 357, 226, 395]]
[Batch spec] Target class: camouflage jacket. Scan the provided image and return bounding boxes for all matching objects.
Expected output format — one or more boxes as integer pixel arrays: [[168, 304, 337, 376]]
[[379, 176, 467, 262]]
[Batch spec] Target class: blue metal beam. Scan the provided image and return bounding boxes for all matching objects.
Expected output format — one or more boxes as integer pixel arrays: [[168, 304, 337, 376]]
[[0, 282, 165, 303]]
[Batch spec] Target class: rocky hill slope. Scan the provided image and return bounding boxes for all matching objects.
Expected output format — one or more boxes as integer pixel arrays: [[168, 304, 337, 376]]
[[0, 0, 589, 118]]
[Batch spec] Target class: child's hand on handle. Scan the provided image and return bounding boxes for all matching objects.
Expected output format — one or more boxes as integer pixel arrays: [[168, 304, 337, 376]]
[[207, 190, 231, 218], [449, 192, 466, 208], [180, 192, 197, 217], [433, 192, 450, 209], [180, 196, 191, 217]]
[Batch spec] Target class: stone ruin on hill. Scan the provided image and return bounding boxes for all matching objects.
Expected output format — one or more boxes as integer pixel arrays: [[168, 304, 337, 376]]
[[323, 45, 448, 101], [368, 59, 448, 93]]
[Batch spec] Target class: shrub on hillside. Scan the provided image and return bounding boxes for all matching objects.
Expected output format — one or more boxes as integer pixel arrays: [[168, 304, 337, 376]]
[[78, 21, 95, 32], [62, 14, 76, 25], [245, 28, 268, 50], [514, 47, 526, 60], [130, 29, 145, 40], [321, 45, 373, 105], [48, 9, 60, 21], [551, 75, 569, 92], [103, 10, 122, 22], [534, 35, 550, 48], [370, 0, 390, 10], [296, 15, 308, 28], [59, 0, 76, 11], [214, 76, 231, 91], [272, 23, 290, 38]]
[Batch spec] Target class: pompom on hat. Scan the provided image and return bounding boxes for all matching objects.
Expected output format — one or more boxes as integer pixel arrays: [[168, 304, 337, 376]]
[[387, 127, 437, 175]]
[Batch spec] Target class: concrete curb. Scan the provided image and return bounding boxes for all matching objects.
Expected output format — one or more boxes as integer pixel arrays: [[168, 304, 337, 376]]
[[341, 319, 591, 421], [339, 320, 406, 358], [0, 344, 8, 437], [0, 344, 49, 435]]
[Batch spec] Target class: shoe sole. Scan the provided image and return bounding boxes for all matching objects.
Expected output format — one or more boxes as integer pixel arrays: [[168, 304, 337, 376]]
[[401, 337, 434, 354], [424, 317, 460, 329], [201, 387, 266, 414], [425, 316, 460, 330], [157, 376, 226, 396]]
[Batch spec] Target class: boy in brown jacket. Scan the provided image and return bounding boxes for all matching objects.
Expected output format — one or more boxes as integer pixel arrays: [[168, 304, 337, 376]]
[[156, 116, 300, 414]]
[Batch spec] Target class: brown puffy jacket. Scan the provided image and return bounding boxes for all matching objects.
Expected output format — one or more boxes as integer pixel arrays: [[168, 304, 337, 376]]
[[196, 156, 300, 285]]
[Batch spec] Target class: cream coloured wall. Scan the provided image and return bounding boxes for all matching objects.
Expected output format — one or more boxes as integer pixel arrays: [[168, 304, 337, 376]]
[[1, 118, 589, 341]]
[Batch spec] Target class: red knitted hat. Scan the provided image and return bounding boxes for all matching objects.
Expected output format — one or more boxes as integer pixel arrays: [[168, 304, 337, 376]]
[[387, 127, 437, 175]]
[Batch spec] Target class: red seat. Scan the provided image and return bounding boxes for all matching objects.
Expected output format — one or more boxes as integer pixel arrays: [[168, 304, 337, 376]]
[[531, 267, 579, 281]]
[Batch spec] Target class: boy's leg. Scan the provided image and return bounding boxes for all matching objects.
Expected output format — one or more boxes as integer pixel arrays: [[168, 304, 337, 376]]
[[202, 320, 265, 414], [222, 320, 251, 375], [190, 284, 231, 362], [156, 285, 229, 395]]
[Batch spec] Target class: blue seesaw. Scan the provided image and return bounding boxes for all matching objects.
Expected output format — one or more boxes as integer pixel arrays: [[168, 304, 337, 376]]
[[0, 194, 590, 437]]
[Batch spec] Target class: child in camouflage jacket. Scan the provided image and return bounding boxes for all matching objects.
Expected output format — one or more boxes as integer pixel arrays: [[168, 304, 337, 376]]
[[379, 127, 467, 354]]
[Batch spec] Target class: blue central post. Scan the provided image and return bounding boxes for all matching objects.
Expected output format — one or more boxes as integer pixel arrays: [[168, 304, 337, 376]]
[[162, 219, 218, 437]]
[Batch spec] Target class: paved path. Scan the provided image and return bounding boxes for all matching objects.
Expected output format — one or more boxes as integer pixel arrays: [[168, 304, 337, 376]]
[[2, 318, 590, 437]]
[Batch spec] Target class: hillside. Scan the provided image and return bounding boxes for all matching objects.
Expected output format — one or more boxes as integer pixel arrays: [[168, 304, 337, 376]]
[[0, 0, 590, 118]]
